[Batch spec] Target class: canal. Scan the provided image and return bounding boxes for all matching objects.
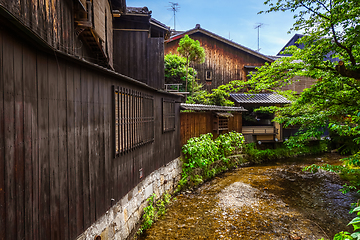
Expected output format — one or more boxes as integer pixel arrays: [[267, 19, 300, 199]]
[[139, 153, 358, 239]]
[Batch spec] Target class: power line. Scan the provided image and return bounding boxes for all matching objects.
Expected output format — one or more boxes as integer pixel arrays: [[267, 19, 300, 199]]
[[167, 2, 180, 30]]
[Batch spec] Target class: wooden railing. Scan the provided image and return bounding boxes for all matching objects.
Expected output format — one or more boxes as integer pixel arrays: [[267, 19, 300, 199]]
[[165, 83, 182, 92], [242, 126, 277, 135]]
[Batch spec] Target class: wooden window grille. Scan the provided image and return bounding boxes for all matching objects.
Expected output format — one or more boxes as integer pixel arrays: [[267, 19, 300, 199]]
[[114, 86, 154, 156], [162, 99, 175, 132], [213, 112, 232, 134]]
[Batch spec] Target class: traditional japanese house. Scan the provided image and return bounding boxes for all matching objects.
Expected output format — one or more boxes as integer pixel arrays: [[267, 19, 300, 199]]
[[0, 1, 182, 239], [164, 24, 274, 92], [230, 93, 291, 143], [113, 7, 170, 89], [179, 103, 247, 146]]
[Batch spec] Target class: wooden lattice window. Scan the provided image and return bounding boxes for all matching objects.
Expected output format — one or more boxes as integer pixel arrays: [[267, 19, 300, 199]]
[[114, 86, 154, 155], [213, 112, 233, 134], [162, 99, 175, 132]]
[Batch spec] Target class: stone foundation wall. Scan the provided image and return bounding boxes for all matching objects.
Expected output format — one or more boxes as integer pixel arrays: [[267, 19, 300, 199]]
[[77, 158, 182, 240]]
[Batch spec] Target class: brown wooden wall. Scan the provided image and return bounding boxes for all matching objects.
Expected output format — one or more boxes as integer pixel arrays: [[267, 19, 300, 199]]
[[113, 30, 165, 90], [180, 112, 242, 146], [0, 0, 113, 65], [0, 24, 181, 240], [165, 32, 270, 92]]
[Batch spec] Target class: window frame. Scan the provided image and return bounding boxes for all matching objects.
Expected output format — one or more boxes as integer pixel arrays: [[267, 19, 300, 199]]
[[162, 98, 176, 133], [113, 86, 154, 156], [205, 70, 212, 81]]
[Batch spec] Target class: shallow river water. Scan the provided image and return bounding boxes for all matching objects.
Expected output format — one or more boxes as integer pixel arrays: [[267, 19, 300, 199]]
[[139, 153, 359, 239]]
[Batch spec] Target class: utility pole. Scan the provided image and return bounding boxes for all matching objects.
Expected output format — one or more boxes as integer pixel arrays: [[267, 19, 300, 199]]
[[254, 23, 264, 52], [168, 2, 180, 31]]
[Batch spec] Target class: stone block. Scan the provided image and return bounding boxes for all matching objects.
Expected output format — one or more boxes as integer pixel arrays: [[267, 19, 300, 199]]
[[145, 184, 153, 199]]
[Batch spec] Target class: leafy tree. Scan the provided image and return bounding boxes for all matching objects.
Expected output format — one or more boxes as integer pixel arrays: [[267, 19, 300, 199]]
[[249, 1, 360, 237], [177, 35, 206, 94], [259, 0, 360, 80], [247, 0, 360, 152], [187, 80, 245, 106], [164, 53, 197, 92]]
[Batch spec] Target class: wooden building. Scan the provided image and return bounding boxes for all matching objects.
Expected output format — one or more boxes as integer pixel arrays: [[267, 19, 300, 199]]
[[179, 104, 246, 146], [0, 1, 181, 240], [230, 93, 291, 143], [113, 7, 170, 89], [165, 24, 274, 92]]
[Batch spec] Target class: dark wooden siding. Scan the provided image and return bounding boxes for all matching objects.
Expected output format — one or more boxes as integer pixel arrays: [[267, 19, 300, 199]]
[[0, 25, 180, 240], [180, 112, 242, 146], [0, 0, 112, 65], [113, 30, 165, 89], [165, 32, 269, 91]]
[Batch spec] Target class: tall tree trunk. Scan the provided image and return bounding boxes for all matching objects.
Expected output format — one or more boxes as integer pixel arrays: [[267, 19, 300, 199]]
[[185, 57, 189, 93]]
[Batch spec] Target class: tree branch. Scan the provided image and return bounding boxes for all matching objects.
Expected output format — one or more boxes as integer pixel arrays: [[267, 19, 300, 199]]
[[299, 1, 330, 20], [314, 0, 330, 12], [330, 24, 357, 66]]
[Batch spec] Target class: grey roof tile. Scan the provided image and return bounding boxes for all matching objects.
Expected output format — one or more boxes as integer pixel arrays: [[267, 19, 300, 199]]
[[180, 103, 247, 112], [230, 93, 291, 104], [126, 6, 152, 15]]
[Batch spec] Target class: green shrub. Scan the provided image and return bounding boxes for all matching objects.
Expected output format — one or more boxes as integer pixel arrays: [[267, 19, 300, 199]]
[[137, 192, 172, 235], [243, 140, 328, 164], [178, 132, 245, 191]]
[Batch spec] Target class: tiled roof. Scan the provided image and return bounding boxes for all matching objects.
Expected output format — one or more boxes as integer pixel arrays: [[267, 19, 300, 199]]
[[150, 18, 170, 31], [126, 6, 152, 15], [230, 93, 291, 104], [180, 103, 247, 112], [166, 25, 274, 63]]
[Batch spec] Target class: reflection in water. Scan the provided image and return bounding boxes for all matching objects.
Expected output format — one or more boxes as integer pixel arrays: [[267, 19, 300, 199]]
[[139, 154, 358, 239]]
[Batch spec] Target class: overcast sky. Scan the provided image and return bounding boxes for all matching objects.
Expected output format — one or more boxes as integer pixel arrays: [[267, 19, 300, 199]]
[[126, 0, 300, 56]]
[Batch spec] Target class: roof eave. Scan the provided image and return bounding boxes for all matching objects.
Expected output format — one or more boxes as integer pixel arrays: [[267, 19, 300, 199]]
[[166, 27, 274, 63]]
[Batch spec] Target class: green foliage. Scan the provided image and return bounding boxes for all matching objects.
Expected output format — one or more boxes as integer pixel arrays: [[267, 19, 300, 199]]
[[177, 35, 206, 93], [319, 206, 360, 240], [177, 35, 205, 66], [164, 54, 197, 92], [304, 154, 360, 195], [137, 193, 172, 235], [248, 0, 360, 150], [187, 80, 246, 106], [137, 194, 156, 235], [247, 1, 360, 199], [178, 132, 245, 192], [244, 141, 328, 164]]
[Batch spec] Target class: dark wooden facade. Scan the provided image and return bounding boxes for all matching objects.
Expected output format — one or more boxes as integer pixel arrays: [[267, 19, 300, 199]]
[[0, 5, 180, 240], [113, 10, 169, 89], [165, 26, 274, 92], [180, 112, 242, 146], [0, 0, 119, 68]]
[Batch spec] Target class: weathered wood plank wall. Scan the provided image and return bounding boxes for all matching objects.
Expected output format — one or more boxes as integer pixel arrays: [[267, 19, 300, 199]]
[[0, 24, 180, 240], [180, 112, 242, 146], [165, 32, 269, 91], [0, 0, 114, 65], [113, 30, 165, 89]]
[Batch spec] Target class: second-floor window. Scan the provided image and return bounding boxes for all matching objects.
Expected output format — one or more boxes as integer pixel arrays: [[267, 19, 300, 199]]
[[114, 86, 154, 155], [206, 70, 212, 81]]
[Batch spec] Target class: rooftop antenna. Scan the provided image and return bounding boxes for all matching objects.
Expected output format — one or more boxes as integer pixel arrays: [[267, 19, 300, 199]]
[[168, 2, 180, 30], [254, 23, 265, 52]]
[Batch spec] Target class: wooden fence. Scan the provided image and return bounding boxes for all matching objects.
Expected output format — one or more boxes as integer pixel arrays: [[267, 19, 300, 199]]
[[180, 112, 242, 146]]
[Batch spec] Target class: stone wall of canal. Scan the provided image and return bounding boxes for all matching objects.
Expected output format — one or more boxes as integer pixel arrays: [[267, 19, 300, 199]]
[[76, 158, 182, 240]]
